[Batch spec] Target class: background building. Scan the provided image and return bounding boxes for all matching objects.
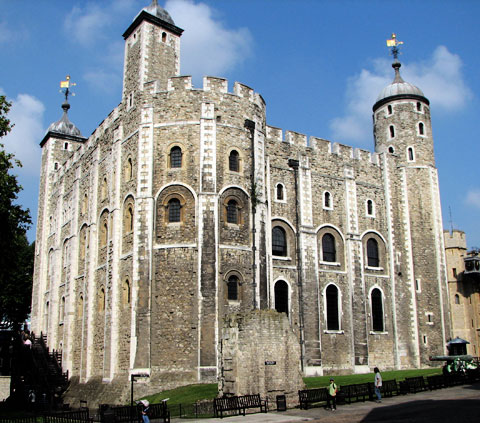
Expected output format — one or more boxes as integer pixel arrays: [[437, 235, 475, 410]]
[[444, 230, 480, 356], [31, 1, 451, 404]]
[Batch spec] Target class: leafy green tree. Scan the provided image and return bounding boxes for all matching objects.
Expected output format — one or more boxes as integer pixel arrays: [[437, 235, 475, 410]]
[[0, 95, 34, 329]]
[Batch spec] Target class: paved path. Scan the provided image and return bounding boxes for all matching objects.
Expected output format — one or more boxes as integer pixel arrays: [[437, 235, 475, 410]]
[[172, 382, 480, 423]]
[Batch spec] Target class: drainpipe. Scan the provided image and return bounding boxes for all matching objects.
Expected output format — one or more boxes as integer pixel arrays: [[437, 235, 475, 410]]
[[288, 158, 305, 372], [244, 119, 257, 310]]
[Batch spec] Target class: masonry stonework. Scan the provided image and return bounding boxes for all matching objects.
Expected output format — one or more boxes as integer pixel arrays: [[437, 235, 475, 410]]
[[31, 2, 451, 406]]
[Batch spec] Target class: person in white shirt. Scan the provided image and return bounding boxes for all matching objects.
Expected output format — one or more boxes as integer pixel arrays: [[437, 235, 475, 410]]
[[374, 367, 382, 403]]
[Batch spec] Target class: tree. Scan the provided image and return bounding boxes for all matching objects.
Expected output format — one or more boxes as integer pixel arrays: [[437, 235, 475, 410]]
[[0, 95, 34, 329]]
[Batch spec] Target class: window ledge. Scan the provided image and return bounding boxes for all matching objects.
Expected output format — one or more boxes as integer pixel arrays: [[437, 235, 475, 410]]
[[273, 255, 292, 261], [167, 222, 182, 227], [369, 330, 388, 335], [324, 330, 344, 334], [366, 266, 383, 271], [274, 199, 287, 203], [320, 261, 341, 267], [323, 207, 333, 211], [227, 300, 240, 305]]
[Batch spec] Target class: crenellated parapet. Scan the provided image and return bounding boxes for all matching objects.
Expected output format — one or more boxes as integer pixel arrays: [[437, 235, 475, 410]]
[[265, 125, 380, 167]]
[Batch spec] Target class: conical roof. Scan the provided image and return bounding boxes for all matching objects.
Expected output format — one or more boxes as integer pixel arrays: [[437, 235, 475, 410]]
[[136, 0, 175, 25], [46, 101, 82, 137], [373, 61, 428, 111]]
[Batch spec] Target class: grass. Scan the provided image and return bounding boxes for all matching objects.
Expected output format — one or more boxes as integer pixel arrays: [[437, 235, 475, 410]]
[[142, 368, 442, 405]]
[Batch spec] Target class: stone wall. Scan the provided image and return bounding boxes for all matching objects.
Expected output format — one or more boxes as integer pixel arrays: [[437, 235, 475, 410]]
[[219, 310, 305, 407]]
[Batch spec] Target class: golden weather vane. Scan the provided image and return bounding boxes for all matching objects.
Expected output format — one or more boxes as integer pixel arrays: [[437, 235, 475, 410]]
[[59, 75, 76, 102], [386, 33, 403, 60]]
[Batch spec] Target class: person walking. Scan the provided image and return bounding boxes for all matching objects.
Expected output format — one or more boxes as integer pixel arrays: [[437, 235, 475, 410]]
[[140, 399, 151, 423], [374, 367, 382, 403], [326, 378, 338, 411]]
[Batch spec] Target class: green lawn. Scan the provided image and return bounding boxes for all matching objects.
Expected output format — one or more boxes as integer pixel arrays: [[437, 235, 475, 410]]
[[143, 367, 442, 405]]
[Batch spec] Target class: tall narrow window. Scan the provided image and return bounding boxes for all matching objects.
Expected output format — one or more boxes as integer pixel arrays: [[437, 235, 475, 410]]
[[170, 146, 182, 168], [122, 279, 131, 306], [418, 122, 425, 135], [82, 193, 88, 215], [274, 280, 289, 316], [324, 192, 332, 209], [227, 275, 239, 301], [162, 32, 167, 42], [367, 199, 374, 216], [417, 102, 422, 112], [60, 297, 65, 324], [125, 157, 133, 181], [371, 288, 384, 331], [326, 285, 339, 331], [168, 198, 181, 223], [272, 226, 287, 256], [127, 206, 134, 231], [229, 150, 239, 172], [276, 184, 284, 201], [78, 295, 84, 319], [367, 238, 379, 267], [322, 233, 336, 262], [101, 177, 108, 200], [226, 200, 238, 224], [408, 147, 414, 161], [99, 288, 105, 312], [389, 125, 395, 138], [454, 294, 460, 304], [387, 105, 392, 115]]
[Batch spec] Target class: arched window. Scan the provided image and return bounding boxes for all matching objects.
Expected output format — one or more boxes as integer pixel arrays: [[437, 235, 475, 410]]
[[417, 102, 422, 112], [229, 150, 239, 172], [124, 203, 134, 232], [274, 280, 289, 316], [125, 157, 133, 181], [388, 146, 395, 154], [82, 193, 88, 215], [99, 288, 105, 312], [408, 147, 415, 161], [101, 221, 108, 246], [60, 296, 65, 323], [272, 226, 287, 256], [322, 233, 336, 262], [78, 295, 84, 319], [387, 105, 392, 115], [122, 279, 131, 306], [226, 199, 239, 224], [418, 122, 425, 135], [389, 125, 395, 138], [371, 288, 384, 332], [168, 198, 181, 223], [101, 177, 108, 200], [276, 184, 284, 201], [323, 191, 332, 209], [326, 285, 339, 331], [227, 275, 239, 301], [170, 146, 182, 168], [367, 238, 379, 267], [45, 301, 50, 333], [162, 32, 167, 42], [454, 294, 460, 304]]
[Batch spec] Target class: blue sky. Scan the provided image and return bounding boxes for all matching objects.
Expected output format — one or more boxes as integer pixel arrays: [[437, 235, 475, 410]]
[[1, 0, 479, 248]]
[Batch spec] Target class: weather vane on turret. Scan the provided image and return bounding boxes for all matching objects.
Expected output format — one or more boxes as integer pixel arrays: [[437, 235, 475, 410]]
[[59, 75, 76, 104], [386, 33, 403, 61]]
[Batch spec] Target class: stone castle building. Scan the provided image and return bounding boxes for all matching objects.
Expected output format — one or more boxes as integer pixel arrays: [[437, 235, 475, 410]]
[[31, 1, 452, 401], [444, 230, 480, 356]]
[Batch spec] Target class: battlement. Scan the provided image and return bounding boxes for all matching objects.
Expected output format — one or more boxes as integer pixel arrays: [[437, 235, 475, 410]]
[[265, 126, 379, 166], [444, 229, 467, 250], [163, 75, 265, 108]]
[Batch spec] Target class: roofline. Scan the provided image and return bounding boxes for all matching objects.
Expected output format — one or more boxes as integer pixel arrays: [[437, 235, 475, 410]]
[[123, 10, 184, 39], [373, 94, 430, 112], [40, 131, 87, 147]]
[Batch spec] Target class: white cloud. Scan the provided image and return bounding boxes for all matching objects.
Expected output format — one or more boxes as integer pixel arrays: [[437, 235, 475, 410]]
[[166, 0, 252, 82], [466, 189, 480, 209], [0, 20, 28, 44], [64, 4, 109, 47], [2, 92, 45, 176], [330, 46, 472, 146]]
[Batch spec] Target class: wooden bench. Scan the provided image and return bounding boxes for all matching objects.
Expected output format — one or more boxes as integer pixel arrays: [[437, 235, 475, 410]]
[[340, 383, 371, 404], [238, 394, 267, 414], [44, 409, 93, 423], [404, 376, 428, 393], [214, 396, 243, 418], [150, 402, 171, 423], [298, 388, 328, 409]]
